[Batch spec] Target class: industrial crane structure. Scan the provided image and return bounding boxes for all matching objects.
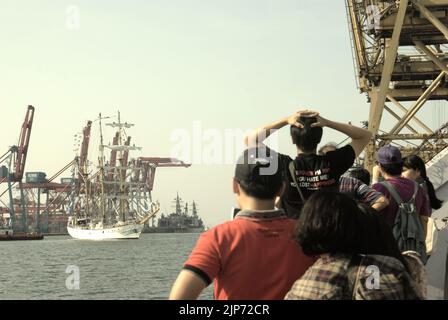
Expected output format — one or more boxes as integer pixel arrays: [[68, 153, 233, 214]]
[[0, 105, 35, 234], [346, 0, 448, 170], [347, 0, 448, 299], [20, 160, 76, 234], [137, 157, 191, 194]]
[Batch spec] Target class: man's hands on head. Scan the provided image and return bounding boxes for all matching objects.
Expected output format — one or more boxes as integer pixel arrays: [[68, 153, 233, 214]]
[[286, 110, 319, 128], [310, 115, 331, 128]]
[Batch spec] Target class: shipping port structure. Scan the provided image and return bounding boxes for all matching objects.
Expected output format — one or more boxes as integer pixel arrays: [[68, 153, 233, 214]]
[[0, 108, 192, 238], [0, 105, 43, 240], [0, 106, 74, 238], [20, 171, 77, 235]]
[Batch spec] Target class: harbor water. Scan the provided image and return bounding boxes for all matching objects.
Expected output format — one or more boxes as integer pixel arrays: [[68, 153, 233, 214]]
[[0, 233, 213, 300]]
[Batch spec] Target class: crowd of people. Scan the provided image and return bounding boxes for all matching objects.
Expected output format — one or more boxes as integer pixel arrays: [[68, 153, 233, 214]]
[[169, 110, 444, 300]]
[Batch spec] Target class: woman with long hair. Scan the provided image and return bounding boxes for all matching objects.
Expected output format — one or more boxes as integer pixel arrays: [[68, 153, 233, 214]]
[[285, 191, 425, 300], [403, 155, 443, 211]]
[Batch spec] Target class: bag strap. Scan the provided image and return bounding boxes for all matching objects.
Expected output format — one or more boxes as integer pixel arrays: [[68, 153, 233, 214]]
[[347, 255, 363, 300], [380, 181, 419, 206], [288, 161, 306, 202], [380, 181, 404, 205]]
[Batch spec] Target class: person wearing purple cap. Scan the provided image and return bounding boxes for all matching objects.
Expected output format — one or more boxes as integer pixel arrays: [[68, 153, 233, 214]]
[[372, 145, 430, 261]]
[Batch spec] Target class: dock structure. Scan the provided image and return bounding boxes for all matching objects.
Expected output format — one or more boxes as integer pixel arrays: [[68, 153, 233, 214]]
[[346, 0, 448, 169], [347, 0, 448, 298], [0, 106, 42, 239]]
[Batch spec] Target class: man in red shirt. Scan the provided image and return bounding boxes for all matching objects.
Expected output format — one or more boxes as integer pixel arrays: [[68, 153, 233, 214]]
[[169, 148, 314, 300]]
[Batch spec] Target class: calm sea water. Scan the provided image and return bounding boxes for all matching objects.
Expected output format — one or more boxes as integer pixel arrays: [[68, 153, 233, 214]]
[[0, 233, 213, 300]]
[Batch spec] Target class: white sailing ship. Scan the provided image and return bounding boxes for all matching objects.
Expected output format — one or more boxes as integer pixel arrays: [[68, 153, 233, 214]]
[[67, 112, 160, 240]]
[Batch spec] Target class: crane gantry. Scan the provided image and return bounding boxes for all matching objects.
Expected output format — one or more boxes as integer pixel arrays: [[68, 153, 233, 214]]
[[346, 0, 448, 170], [0, 105, 35, 232]]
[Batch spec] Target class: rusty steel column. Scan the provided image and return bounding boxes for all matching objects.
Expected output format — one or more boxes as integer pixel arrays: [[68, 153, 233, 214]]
[[365, 0, 409, 172]]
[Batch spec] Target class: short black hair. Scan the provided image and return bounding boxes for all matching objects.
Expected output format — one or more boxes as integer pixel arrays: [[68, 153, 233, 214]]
[[379, 162, 403, 176], [349, 168, 371, 185], [235, 147, 283, 200], [295, 190, 407, 263], [237, 178, 283, 200], [296, 191, 362, 256], [290, 117, 323, 153]]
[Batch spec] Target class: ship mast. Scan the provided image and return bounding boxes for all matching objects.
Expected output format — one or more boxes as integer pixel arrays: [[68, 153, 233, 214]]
[[174, 192, 183, 215], [117, 111, 124, 221], [105, 111, 141, 222], [118, 111, 128, 222], [98, 113, 107, 224], [192, 201, 198, 217]]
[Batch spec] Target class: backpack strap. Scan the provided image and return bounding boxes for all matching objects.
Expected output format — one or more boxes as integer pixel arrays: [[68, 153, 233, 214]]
[[288, 161, 305, 202], [380, 181, 419, 205], [379, 181, 404, 205]]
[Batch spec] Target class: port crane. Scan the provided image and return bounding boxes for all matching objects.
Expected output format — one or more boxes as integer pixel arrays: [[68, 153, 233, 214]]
[[346, 0, 448, 170], [0, 105, 35, 232]]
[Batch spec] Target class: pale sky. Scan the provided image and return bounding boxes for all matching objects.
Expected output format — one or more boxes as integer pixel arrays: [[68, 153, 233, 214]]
[[1, 0, 445, 228]]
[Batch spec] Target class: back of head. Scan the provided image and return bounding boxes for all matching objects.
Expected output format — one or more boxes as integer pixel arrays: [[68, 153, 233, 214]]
[[296, 191, 362, 256], [378, 144, 403, 177], [290, 117, 323, 153], [403, 155, 443, 210], [318, 142, 337, 155], [296, 191, 407, 261], [348, 167, 371, 185], [234, 148, 283, 200], [403, 155, 426, 177]]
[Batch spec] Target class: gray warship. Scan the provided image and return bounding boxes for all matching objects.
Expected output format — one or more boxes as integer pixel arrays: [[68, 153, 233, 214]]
[[144, 193, 205, 233]]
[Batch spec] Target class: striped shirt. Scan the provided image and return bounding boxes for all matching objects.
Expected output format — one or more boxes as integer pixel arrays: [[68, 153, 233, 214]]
[[339, 176, 383, 206]]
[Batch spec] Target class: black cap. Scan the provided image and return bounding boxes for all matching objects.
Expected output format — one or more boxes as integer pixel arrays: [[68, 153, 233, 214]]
[[234, 148, 282, 185]]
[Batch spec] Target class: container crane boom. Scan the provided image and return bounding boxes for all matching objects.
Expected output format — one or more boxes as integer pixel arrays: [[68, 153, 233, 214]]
[[12, 105, 34, 182], [138, 157, 191, 192]]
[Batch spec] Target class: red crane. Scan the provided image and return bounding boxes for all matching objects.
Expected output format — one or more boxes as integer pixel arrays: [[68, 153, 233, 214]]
[[138, 157, 191, 192], [0, 105, 35, 183], [15, 106, 35, 181], [0, 105, 35, 233], [0, 105, 35, 184], [79, 120, 92, 175]]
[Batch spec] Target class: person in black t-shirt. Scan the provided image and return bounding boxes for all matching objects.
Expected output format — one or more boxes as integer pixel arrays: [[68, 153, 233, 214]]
[[244, 110, 372, 218]]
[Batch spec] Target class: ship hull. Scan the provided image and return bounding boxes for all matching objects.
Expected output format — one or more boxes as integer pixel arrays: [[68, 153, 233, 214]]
[[144, 227, 204, 234], [0, 231, 44, 241], [67, 223, 144, 240]]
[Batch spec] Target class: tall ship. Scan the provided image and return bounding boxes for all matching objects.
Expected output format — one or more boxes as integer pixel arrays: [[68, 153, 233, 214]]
[[144, 193, 205, 233], [67, 112, 190, 240]]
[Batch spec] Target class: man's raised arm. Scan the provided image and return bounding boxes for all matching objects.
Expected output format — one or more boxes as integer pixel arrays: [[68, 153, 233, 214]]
[[244, 110, 319, 147], [311, 116, 372, 158]]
